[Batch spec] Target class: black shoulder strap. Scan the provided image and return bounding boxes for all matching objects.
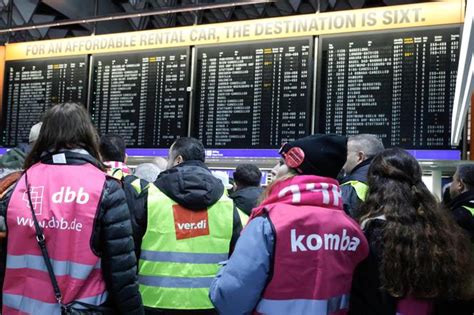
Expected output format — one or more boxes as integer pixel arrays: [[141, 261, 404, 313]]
[[122, 174, 136, 185], [24, 171, 64, 307]]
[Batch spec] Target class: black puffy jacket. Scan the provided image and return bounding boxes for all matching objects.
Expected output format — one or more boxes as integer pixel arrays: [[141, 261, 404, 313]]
[[0, 150, 144, 315]]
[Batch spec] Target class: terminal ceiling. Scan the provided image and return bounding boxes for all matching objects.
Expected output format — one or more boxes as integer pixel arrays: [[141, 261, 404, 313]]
[[0, 0, 433, 43]]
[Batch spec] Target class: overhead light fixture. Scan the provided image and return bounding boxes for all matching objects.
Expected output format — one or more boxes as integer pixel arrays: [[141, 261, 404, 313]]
[[451, 0, 474, 145], [0, 0, 273, 34]]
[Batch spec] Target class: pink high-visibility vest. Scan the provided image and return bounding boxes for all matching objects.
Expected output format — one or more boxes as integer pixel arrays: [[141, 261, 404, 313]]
[[3, 162, 107, 315], [397, 295, 433, 314], [251, 175, 369, 315]]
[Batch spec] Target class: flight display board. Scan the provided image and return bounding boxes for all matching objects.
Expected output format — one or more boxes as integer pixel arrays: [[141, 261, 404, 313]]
[[2, 57, 87, 146], [90, 48, 189, 148], [194, 38, 313, 149], [319, 27, 459, 149]]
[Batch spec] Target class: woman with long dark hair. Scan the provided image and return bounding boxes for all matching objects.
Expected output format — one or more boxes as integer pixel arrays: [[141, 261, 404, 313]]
[[1, 103, 144, 314], [349, 148, 473, 315]]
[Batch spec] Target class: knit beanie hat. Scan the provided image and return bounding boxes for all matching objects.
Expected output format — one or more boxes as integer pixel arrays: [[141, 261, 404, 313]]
[[279, 134, 347, 179]]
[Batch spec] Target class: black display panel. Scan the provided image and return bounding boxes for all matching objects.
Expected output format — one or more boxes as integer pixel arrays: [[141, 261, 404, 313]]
[[319, 27, 460, 149], [91, 48, 189, 148], [2, 57, 87, 146], [194, 38, 313, 149]]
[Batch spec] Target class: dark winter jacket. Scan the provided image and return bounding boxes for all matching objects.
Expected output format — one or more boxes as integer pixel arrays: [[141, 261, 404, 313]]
[[340, 158, 371, 218], [229, 186, 264, 215], [0, 150, 144, 315], [116, 173, 149, 260], [349, 218, 397, 315], [448, 190, 474, 240], [139, 160, 243, 315]]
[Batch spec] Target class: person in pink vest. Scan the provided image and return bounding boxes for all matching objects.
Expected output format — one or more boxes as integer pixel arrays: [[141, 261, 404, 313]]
[[0, 103, 144, 314], [210, 134, 369, 315], [349, 148, 474, 315]]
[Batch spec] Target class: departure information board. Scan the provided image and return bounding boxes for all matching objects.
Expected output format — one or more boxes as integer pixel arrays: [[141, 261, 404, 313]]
[[2, 57, 87, 146], [194, 38, 313, 149], [319, 28, 459, 149], [91, 48, 189, 148]]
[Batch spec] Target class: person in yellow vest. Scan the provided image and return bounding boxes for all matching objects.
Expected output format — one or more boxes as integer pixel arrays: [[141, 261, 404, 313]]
[[340, 134, 384, 218], [99, 133, 148, 258], [449, 164, 474, 240], [138, 137, 243, 314]]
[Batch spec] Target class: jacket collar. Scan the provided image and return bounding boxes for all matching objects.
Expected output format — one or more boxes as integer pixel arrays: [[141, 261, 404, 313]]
[[155, 160, 224, 210], [104, 161, 131, 175], [449, 190, 474, 210], [252, 175, 342, 218], [341, 158, 372, 183], [39, 150, 102, 170], [231, 186, 263, 197]]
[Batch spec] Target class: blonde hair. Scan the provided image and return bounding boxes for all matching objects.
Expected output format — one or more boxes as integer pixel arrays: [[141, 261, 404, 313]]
[[257, 171, 297, 205]]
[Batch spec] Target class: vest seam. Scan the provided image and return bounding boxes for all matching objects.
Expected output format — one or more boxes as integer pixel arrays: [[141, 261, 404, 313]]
[[90, 178, 107, 258], [263, 209, 276, 286]]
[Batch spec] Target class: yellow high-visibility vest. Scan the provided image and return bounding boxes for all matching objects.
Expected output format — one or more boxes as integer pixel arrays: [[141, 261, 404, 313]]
[[138, 184, 234, 310]]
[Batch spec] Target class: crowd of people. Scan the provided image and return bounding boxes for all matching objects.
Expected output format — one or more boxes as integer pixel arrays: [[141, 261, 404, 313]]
[[0, 102, 472, 315]]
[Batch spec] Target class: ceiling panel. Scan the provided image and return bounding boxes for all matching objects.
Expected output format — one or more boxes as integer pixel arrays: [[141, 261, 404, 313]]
[[1, 0, 437, 43]]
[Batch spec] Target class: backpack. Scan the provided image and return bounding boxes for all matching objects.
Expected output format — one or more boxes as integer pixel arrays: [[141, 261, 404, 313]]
[[0, 148, 26, 169]]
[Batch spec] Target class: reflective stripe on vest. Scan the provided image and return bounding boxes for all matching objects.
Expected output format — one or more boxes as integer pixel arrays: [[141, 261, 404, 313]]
[[237, 208, 249, 226], [110, 167, 145, 194], [341, 180, 368, 201], [4, 292, 108, 314], [109, 167, 125, 180], [6, 254, 101, 280], [3, 162, 108, 314], [140, 250, 227, 264], [139, 184, 234, 310], [256, 294, 350, 315], [462, 205, 474, 216], [130, 178, 143, 193]]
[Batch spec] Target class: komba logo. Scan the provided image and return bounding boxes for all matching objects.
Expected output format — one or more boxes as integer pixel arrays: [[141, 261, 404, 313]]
[[290, 229, 361, 252]]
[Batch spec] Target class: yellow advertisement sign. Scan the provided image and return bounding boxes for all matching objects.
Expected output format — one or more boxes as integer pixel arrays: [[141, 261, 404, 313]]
[[5, 0, 464, 60]]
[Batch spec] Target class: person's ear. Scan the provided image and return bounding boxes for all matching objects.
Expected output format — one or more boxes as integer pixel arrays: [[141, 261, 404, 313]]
[[357, 151, 365, 163], [458, 180, 466, 193], [175, 155, 184, 166]]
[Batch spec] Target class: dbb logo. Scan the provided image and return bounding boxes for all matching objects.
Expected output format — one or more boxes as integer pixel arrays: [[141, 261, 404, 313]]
[[52, 187, 89, 204], [22, 186, 45, 215]]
